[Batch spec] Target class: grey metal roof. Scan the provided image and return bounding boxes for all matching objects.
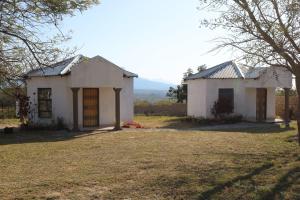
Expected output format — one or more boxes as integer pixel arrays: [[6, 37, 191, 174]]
[[185, 61, 267, 80], [25, 55, 83, 77], [25, 55, 138, 78]]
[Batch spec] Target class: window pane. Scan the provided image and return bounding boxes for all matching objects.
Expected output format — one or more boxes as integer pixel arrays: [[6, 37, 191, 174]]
[[39, 111, 51, 118], [218, 88, 234, 113], [38, 88, 52, 118], [39, 101, 48, 111], [38, 89, 51, 99]]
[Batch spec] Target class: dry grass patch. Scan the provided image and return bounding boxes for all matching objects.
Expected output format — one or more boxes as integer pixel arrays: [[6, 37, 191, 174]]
[[0, 118, 20, 128], [134, 115, 196, 129], [0, 117, 300, 199]]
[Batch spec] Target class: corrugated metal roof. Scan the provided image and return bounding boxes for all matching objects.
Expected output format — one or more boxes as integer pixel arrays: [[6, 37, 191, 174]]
[[25, 55, 138, 78], [244, 67, 266, 79], [25, 55, 82, 77], [185, 61, 267, 80]]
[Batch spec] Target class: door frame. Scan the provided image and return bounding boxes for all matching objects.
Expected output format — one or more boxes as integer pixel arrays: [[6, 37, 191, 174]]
[[256, 88, 267, 122], [82, 88, 99, 128]]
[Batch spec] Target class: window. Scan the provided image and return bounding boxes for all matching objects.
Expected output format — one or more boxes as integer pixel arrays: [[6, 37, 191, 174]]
[[38, 88, 52, 118], [218, 88, 234, 112]]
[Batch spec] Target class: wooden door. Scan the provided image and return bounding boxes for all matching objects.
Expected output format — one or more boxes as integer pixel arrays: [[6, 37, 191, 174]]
[[256, 88, 267, 122], [83, 88, 99, 127]]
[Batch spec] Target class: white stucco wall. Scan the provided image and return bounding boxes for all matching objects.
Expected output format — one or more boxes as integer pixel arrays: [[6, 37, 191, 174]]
[[121, 78, 134, 122], [267, 88, 276, 120], [205, 79, 246, 118], [244, 88, 257, 120], [245, 67, 292, 88], [186, 79, 207, 117], [26, 76, 73, 127]]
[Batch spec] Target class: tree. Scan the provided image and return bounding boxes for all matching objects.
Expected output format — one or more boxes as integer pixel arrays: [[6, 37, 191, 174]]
[[199, 0, 300, 145], [197, 64, 207, 72], [166, 85, 187, 103], [183, 68, 194, 80], [167, 68, 194, 103], [0, 0, 99, 87]]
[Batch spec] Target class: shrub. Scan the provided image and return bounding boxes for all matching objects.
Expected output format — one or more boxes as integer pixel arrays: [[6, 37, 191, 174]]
[[182, 115, 243, 125], [211, 98, 234, 118]]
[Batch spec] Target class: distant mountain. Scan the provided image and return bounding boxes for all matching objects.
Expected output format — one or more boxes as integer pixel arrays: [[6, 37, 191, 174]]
[[133, 78, 176, 102], [134, 77, 176, 90]]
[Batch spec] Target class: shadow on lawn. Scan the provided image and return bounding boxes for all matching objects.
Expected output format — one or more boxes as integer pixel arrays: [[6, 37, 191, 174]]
[[151, 161, 300, 200], [0, 129, 115, 145], [261, 166, 300, 200], [160, 118, 295, 134], [197, 163, 274, 200]]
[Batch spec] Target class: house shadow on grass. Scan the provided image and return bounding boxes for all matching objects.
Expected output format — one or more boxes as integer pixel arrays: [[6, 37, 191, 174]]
[[143, 163, 274, 200], [197, 163, 274, 200], [261, 166, 300, 200], [0, 129, 115, 145], [160, 118, 295, 134], [144, 162, 300, 200]]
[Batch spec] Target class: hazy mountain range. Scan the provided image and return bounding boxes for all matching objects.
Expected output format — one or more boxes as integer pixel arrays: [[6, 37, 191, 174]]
[[134, 77, 176, 90], [134, 78, 177, 102]]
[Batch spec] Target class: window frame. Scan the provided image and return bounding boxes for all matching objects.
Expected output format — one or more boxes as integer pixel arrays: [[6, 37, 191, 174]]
[[38, 88, 52, 118]]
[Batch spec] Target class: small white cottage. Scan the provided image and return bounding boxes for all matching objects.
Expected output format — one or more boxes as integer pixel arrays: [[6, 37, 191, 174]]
[[25, 55, 137, 130], [185, 61, 293, 122]]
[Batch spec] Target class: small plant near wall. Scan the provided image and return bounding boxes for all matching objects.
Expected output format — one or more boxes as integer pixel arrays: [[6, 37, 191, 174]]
[[211, 98, 234, 118], [16, 93, 30, 125]]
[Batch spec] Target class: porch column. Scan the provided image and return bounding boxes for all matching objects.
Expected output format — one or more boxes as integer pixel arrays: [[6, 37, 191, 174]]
[[284, 88, 290, 128], [71, 88, 80, 131], [113, 88, 122, 131]]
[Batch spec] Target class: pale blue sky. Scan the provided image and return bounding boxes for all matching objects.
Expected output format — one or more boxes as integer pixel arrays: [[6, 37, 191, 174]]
[[61, 0, 234, 84]]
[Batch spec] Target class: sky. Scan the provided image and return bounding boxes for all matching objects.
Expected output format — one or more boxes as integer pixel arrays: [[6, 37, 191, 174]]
[[61, 0, 235, 84]]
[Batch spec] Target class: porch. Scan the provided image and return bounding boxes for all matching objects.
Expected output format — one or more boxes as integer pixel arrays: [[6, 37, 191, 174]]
[[244, 87, 291, 127], [71, 87, 123, 131]]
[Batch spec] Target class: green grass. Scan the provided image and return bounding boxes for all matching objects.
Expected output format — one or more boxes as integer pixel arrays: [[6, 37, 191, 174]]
[[0, 116, 300, 199]]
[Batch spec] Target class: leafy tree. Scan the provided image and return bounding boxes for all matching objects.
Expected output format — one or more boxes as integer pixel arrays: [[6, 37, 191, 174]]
[[183, 68, 194, 80], [0, 0, 99, 87], [197, 64, 207, 72], [199, 0, 300, 144], [166, 85, 187, 103]]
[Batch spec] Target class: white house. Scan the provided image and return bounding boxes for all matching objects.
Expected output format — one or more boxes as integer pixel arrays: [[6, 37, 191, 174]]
[[185, 61, 293, 122], [25, 55, 137, 130]]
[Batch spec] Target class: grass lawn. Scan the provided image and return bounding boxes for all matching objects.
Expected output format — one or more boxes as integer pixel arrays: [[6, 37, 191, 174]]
[[0, 116, 300, 199]]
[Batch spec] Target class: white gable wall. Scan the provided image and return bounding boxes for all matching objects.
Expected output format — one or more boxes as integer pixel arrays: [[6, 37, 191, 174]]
[[245, 67, 292, 88], [70, 56, 124, 88]]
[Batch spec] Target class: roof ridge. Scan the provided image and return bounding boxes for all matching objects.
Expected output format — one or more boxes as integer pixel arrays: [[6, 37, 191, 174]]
[[60, 55, 83, 75], [232, 61, 245, 79]]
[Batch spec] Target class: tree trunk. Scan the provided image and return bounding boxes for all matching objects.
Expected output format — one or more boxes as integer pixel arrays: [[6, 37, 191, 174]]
[[294, 75, 300, 145]]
